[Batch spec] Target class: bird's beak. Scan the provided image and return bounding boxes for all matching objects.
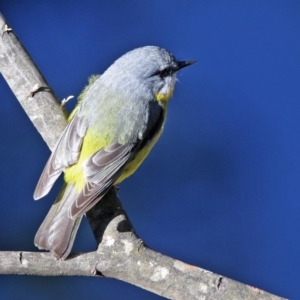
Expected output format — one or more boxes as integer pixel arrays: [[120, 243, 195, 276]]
[[177, 60, 196, 71]]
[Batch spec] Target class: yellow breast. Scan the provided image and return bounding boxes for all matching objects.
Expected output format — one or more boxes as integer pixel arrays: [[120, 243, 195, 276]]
[[116, 128, 163, 184]]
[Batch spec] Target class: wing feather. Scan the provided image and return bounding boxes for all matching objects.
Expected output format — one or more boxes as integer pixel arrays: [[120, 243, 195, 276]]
[[68, 143, 135, 218], [69, 100, 165, 218], [34, 113, 88, 200]]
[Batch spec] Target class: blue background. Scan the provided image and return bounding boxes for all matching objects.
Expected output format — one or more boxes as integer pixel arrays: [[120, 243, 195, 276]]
[[1, 1, 299, 299]]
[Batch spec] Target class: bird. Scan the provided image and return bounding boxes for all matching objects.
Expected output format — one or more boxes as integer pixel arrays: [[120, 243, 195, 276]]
[[33, 45, 195, 259]]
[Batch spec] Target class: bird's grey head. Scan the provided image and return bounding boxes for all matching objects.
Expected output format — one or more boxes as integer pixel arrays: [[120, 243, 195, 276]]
[[101, 46, 195, 103]]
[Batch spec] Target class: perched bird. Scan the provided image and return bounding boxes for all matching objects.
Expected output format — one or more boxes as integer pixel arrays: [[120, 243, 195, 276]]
[[34, 46, 195, 259]]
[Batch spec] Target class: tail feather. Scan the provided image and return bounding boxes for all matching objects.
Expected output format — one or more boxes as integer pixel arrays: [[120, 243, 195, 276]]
[[34, 184, 82, 260]]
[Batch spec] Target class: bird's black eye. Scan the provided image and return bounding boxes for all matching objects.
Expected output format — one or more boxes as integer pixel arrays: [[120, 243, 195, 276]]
[[152, 67, 172, 79], [159, 68, 170, 78]]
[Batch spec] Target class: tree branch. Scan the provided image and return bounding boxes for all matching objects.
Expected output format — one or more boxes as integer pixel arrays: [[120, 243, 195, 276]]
[[0, 13, 286, 300], [0, 14, 67, 150]]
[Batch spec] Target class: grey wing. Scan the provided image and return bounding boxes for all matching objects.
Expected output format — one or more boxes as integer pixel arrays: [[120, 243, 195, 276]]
[[68, 142, 136, 218], [68, 100, 165, 219], [34, 113, 88, 200]]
